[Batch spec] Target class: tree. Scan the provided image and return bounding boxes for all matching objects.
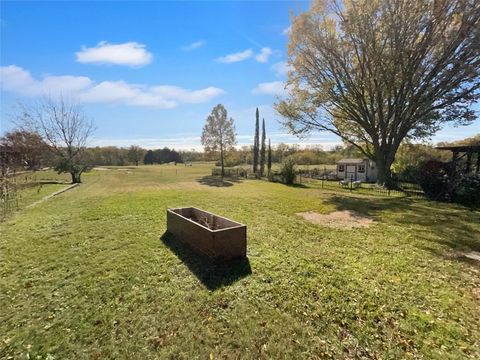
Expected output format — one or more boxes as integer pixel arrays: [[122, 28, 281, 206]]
[[127, 145, 145, 166], [0, 130, 50, 170], [276, 0, 480, 186], [259, 118, 266, 176], [144, 150, 154, 165], [267, 138, 272, 177], [152, 147, 182, 164], [201, 104, 237, 178], [392, 143, 449, 181], [253, 108, 260, 174], [17, 97, 94, 183]]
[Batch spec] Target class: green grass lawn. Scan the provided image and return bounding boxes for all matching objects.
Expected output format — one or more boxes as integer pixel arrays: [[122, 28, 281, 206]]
[[1, 163, 479, 359]]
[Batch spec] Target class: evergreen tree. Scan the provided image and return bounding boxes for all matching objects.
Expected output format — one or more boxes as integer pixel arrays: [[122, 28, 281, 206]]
[[259, 118, 266, 176], [253, 108, 259, 174], [144, 150, 154, 165], [267, 138, 272, 177]]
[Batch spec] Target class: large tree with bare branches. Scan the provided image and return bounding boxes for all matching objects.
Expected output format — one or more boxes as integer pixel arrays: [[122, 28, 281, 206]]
[[18, 97, 94, 183], [276, 0, 480, 186]]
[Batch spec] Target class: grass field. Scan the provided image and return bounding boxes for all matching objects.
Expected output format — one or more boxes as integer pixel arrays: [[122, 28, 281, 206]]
[[1, 163, 479, 359]]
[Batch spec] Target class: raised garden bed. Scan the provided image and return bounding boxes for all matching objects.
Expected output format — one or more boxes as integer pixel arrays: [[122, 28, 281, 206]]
[[166, 207, 247, 260]]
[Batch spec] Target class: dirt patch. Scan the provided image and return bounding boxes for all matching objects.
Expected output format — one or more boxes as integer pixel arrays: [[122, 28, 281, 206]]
[[297, 210, 374, 228]]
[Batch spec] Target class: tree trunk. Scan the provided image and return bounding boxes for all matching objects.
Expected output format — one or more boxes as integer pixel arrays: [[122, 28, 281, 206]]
[[375, 149, 395, 188], [71, 171, 81, 184], [220, 146, 225, 179]]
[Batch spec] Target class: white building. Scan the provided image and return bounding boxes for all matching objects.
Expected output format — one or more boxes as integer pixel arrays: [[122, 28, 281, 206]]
[[336, 158, 377, 182]]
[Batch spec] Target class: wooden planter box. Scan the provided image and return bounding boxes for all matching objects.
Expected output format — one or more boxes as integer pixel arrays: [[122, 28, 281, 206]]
[[166, 207, 247, 260]]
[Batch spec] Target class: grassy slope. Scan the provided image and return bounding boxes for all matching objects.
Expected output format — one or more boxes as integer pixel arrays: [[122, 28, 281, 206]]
[[1, 164, 479, 359]]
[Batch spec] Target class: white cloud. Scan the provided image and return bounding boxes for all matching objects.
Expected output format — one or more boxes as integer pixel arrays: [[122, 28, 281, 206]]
[[282, 26, 292, 35], [181, 40, 206, 51], [76, 41, 153, 66], [217, 47, 276, 64], [251, 81, 286, 96], [255, 47, 273, 63], [216, 49, 253, 63], [271, 61, 293, 77], [0, 65, 224, 108]]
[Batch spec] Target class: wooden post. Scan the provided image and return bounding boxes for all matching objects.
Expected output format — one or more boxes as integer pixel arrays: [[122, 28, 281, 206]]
[[451, 151, 459, 176], [466, 151, 472, 173]]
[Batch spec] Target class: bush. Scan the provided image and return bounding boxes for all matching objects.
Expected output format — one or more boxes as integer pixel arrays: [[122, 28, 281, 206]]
[[281, 157, 296, 185], [395, 164, 420, 183], [418, 160, 480, 207], [454, 174, 480, 208], [418, 161, 454, 201]]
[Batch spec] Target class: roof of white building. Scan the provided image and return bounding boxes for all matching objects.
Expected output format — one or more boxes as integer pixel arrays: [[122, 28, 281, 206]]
[[337, 158, 368, 164]]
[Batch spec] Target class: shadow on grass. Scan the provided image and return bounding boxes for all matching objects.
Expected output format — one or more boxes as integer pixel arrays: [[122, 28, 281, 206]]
[[324, 195, 405, 217], [196, 176, 243, 187], [160, 231, 252, 290], [324, 195, 480, 254], [289, 183, 309, 189]]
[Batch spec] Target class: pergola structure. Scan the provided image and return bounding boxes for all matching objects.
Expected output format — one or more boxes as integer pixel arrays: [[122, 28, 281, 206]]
[[435, 145, 480, 174]]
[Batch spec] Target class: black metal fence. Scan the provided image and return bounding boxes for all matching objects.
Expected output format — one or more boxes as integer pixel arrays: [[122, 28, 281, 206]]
[[213, 166, 425, 198], [211, 167, 257, 179]]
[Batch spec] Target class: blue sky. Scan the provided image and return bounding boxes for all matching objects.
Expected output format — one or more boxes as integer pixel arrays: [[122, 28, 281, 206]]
[[1, 0, 478, 150]]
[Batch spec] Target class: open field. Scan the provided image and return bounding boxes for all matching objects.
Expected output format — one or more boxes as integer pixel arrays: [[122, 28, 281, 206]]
[[1, 163, 479, 359]]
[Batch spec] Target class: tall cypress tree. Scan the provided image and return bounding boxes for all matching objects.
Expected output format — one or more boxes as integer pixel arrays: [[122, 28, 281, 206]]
[[267, 138, 272, 177], [253, 108, 260, 174], [259, 118, 266, 176]]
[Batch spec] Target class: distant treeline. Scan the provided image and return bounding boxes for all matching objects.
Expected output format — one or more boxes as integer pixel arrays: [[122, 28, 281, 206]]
[[2, 128, 478, 171], [217, 144, 363, 167]]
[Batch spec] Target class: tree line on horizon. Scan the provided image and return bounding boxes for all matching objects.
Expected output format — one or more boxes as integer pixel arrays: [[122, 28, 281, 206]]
[[3, 126, 478, 171]]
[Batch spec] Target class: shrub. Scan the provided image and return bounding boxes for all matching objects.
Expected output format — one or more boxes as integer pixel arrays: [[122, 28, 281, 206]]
[[418, 160, 480, 207], [454, 174, 480, 208], [281, 157, 296, 185], [418, 160, 454, 201], [395, 164, 421, 183]]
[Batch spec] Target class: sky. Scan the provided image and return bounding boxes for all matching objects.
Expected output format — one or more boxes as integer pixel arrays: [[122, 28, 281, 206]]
[[0, 0, 479, 151]]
